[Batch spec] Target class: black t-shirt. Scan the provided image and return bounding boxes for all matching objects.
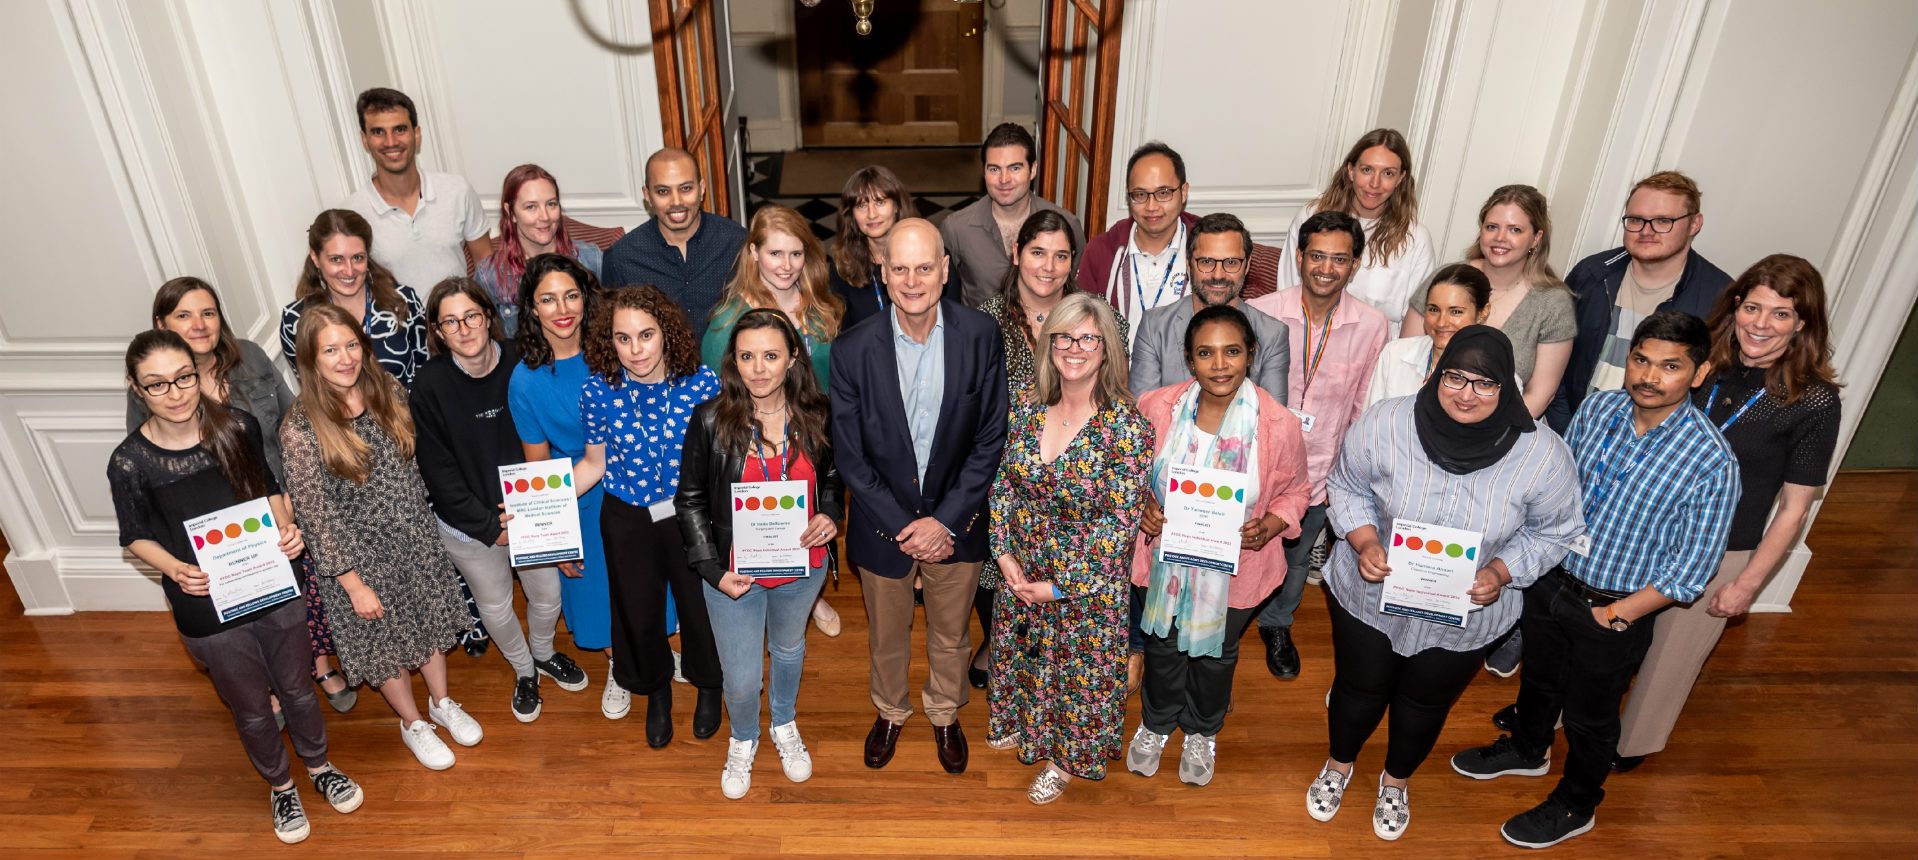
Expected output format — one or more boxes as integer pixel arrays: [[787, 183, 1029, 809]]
[[108, 409, 288, 637], [1691, 359, 1841, 551]]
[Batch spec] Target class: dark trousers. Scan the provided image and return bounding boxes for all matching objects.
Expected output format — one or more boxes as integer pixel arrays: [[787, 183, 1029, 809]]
[[1513, 569, 1657, 817], [973, 584, 995, 652], [1139, 589, 1256, 737], [601, 497, 722, 694], [1326, 590, 1492, 779], [179, 598, 330, 786]]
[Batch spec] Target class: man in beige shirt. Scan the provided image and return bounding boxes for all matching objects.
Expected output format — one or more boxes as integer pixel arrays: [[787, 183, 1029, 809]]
[[940, 123, 1084, 308]]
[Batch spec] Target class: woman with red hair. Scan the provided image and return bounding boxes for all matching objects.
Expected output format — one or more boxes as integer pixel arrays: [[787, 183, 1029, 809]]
[[476, 164, 605, 337]]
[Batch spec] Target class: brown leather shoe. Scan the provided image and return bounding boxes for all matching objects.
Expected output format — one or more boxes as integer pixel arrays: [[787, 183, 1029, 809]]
[[933, 722, 969, 774], [864, 717, 903, 769]]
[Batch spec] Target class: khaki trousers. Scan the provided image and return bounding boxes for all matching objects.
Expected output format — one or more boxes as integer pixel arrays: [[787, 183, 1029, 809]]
[[1617, 550, 1753, 757], [861, 560, 982, 727]]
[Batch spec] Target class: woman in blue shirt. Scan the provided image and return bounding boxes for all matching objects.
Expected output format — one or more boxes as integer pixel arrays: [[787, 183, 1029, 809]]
[[575, 285, 724, 749]]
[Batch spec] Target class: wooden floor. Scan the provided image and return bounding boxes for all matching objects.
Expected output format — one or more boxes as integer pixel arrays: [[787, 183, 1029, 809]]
[[3, 472, 1914, 857]]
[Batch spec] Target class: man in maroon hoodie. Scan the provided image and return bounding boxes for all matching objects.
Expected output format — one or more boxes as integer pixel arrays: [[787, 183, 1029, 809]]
[[1081, 142, 1197, 346]]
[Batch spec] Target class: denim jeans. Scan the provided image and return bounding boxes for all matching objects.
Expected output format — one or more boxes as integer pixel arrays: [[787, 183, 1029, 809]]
[[1256, 503, 1329, 629], [702, 568, 827, 741]]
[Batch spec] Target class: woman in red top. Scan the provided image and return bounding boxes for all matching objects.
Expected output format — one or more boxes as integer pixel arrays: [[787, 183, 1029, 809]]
[[676, 308, 844, 800]]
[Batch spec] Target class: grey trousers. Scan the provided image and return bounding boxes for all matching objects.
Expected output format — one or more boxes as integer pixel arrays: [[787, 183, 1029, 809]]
[[179, 598, 329, 786], [437, 518, 564, 676]]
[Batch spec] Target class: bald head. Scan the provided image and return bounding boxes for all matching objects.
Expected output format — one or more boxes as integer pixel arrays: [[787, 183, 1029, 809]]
[[886, 218, 943, 260], [645, 147, 698, 182], [644, 148, 705, 240], [883, 218, 949, 326]]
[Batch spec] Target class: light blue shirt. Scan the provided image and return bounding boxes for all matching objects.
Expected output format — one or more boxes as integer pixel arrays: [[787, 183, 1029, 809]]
[[890, 305, 946, 486]]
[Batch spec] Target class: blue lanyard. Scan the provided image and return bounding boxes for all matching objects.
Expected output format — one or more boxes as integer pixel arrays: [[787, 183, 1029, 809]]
[[1584, 406, 1658, 512], [1704, 381, 1765, 432], [1131, 243, 1183, 312], [754, 437, 788, 483], [869, 265, 887, 313]]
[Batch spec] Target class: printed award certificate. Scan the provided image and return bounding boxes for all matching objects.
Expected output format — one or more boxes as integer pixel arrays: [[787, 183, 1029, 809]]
[[500, 458, 584, 567], [1378, 519, 1485, 627], [1157, 464, 1249, 575], [185, 497, 300, 623], [732, 480, 810, 579]]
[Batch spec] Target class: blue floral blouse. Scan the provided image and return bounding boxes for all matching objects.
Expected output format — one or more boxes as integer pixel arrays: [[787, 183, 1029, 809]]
[[580, 365, 721, 507]]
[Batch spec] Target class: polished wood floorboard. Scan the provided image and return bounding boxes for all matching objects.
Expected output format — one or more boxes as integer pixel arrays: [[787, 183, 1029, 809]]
[[2, 471, 1914, 857]]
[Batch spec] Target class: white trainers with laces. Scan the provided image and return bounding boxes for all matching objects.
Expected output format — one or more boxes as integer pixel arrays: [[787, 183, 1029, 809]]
[[721, 737, 757, 799], [428, 696, 483, 746], [602, 660, 632, 719], [400, 719, 455, 770], [1178, 732, 1217, 786], [1126, 726, 1169, 777], [769, 721, 813, 783]]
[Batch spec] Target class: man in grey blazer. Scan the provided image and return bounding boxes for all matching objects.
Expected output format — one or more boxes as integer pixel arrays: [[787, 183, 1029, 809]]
[[1129, 213, 1290, 400]]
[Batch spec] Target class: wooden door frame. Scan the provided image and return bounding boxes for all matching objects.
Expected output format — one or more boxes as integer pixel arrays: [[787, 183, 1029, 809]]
[[1039, 0, 1125, 235], [651, 0, 732, 218]]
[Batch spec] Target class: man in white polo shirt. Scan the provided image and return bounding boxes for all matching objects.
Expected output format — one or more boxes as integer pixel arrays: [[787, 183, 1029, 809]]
[[342, 87, 493, 292]]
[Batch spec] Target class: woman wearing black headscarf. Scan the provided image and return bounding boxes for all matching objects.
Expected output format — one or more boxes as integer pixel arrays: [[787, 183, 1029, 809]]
[[1303, 326, 1584, 841]]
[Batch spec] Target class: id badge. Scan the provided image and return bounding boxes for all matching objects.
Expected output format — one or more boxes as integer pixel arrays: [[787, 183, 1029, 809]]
[[1566, 534, 1592, 557], [1288, 407, 1317, 433]]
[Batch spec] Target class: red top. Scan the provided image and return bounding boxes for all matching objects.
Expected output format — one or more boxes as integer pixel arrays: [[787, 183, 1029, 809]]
[[733, 444, 823, 589]]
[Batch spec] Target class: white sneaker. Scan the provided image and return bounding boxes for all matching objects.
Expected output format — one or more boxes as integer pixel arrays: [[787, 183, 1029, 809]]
[[400, 720, 455, 770], [428, 697, 483, 747], [1126, 726, 1169, 777], [1373, 775, 1410, 841], [672, 649, 687, 684], [1306, 761, 1352, 822], [602, 660, 631, 719], [721, 737, 757, 799], [1178, 733, 1217, 787], [769, 721, 813, 783]]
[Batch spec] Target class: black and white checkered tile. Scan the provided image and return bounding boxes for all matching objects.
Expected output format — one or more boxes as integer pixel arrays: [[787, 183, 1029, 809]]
[[745, 152, 980, 243]]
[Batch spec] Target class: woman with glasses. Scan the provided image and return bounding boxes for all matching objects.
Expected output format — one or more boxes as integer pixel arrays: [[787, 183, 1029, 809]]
[[1277, 129, 1435, 326], [984, 293, 1151, 805], [1306, 326, 1581, 841], [1367, 264, 1492, 405], [410, 277, 587, 724], [829, 166, 914, 331], [974, 210, 1129, 689]]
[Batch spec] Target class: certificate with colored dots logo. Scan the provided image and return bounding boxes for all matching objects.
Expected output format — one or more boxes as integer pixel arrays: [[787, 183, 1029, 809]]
[[1378, 519, 1485, 628], [1158, 464, 1250, 576], [732, 480, 810, 579], [183, 496, 300, 622], [500, 458, 585, 567]]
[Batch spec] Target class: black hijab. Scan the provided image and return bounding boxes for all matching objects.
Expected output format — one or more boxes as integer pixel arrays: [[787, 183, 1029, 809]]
[[1414, 325, 1534, 475]]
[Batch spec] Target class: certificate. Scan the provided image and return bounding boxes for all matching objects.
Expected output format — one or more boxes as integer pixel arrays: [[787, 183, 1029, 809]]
[[1378, 519, 1484, 627], [500, 458, 584, 567], [186, 497, 300, 623], [732, 480, 810, 579], [1157, 464, 1249, 575]]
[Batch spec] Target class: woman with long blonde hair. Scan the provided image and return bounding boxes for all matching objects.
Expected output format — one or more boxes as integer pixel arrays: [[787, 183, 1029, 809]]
[[1277, 129, 1435, 327]]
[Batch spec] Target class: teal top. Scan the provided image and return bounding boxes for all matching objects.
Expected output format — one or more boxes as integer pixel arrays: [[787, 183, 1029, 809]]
[[700, 303, 833, 388]]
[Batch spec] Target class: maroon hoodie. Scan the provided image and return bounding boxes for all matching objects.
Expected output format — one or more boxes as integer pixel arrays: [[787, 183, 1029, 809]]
[[1078, 210, 1202, 312]]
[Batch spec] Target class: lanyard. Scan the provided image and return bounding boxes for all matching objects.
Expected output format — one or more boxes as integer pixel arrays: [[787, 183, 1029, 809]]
[[1704, 381, 1765, 432], [1584, 406, 1658, 512], [754, 436, 789, 483], [1298, 297, 1339, 406], [868, 265, 887, 313], [1130, 233, 1184, 313]]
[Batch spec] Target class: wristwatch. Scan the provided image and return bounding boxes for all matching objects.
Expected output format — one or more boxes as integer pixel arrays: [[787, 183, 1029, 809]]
[[1605, 606, 1632, 631]]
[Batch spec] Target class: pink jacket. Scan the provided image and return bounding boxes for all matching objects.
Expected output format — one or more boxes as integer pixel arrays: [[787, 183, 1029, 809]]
[[1129, 380, 1312, 608]]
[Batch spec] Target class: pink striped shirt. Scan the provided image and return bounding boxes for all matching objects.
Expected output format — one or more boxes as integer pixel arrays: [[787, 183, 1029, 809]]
[[1245, 287, 1389, 504]]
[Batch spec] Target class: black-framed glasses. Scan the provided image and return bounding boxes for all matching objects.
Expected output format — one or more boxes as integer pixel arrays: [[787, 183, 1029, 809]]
[[1621, 214, 1694, 234], [1438, 369, 1501, 396], [138, 372, 200, 397], [1125, 186, 1180, 205], [1194, 256, 1247, 274], [1050, 332, 1106, 352], [434, 310, 488, 334]]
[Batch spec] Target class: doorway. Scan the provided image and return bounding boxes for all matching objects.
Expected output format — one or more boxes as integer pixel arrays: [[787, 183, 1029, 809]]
[[794, 0, 986, 147]]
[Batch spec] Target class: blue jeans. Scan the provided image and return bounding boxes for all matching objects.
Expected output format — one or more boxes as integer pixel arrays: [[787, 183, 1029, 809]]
[[702, 568, 827, 741], [1256, 503, 1329, 630]]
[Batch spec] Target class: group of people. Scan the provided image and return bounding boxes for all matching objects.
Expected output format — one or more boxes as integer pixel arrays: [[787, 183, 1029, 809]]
[[107, 86, 1842, 850]]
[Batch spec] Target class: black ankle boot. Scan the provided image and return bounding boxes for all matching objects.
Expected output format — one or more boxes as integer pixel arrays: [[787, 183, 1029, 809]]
[[645, 687, 673, 748], [693, 687, 722, 739]]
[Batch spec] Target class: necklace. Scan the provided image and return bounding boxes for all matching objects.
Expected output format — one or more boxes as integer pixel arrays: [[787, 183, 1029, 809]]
[[753, 401, 787, 416]]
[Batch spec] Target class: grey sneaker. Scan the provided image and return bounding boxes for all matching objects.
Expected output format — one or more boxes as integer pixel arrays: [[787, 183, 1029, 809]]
[[1306, 762, 1351, 822], [309, 767, 363, 814], [270, 786, 310, 844], [1126, 726, 1169, 777], [1451, 735, 1550, 780], [1485, 629, 1523, 677], [1373, 775, 1410, 841], [1178, 733, 1217, 786]]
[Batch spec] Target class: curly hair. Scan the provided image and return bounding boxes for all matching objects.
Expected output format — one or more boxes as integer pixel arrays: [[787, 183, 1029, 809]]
[[513, 253, 601, 370], [584, 285, 700, 388]]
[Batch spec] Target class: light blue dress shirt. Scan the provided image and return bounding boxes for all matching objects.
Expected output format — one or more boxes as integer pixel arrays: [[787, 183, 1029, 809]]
[[890, 306, 946, 486]]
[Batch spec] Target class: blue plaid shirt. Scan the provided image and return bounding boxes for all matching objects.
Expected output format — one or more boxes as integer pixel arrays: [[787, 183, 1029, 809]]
[[1563, 389, 1739, 602]]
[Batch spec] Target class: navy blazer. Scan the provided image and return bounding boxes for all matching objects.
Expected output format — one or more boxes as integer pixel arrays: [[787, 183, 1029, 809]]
[[829, 300, 1008, 579]]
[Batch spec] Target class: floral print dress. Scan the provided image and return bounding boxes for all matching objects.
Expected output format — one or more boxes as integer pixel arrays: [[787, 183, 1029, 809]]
[[986, 397, 1153, 779]]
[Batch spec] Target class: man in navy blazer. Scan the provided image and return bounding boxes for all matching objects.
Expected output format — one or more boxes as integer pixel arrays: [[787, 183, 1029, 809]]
[[830, 218, 1008, 775]]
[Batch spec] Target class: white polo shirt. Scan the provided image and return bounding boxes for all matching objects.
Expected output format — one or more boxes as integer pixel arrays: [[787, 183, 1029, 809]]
[[342, 169, 489, 291]]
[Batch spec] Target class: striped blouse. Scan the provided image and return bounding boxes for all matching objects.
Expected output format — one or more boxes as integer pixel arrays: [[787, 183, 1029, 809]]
[[1562, 389, 1740, 601], [1324, 397, 1585, 656]]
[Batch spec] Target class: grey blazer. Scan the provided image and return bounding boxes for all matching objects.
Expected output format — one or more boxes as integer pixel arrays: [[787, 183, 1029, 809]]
[[1128, 298, 1292, 402], [939, 194, 1084, 309]]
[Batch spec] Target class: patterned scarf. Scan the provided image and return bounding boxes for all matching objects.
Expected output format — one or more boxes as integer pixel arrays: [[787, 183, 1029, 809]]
[[1143, 378, 1260, 657]]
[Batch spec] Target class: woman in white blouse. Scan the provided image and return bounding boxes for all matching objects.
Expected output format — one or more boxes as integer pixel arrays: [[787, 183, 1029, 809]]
[[1277, 129, 1436, 327]]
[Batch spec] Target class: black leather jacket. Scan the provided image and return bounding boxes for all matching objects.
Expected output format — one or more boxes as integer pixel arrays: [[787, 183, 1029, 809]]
[[675, 400, 845, 587]]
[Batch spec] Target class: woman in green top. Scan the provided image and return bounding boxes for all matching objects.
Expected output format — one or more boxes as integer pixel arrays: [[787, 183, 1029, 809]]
[[702, 205, 844, 388]]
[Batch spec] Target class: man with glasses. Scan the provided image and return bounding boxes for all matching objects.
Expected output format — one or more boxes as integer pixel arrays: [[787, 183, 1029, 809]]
[[1130, 213, 1290, 398], [1084, 142, 1198, 342], [942, 123, 1084, 308], [1244, 211, 1389, 680], [1546, 170, 1731, 433]]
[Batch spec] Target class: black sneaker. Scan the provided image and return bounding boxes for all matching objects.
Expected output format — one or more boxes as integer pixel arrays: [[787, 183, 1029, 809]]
[[1451, 735, 1550, 780], [1500, 798, 1594, 849], [270, 786, 310, 844], [512, 675, 542, 723], [309, 767, 363, 814], [533, 652, 589, 692]]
